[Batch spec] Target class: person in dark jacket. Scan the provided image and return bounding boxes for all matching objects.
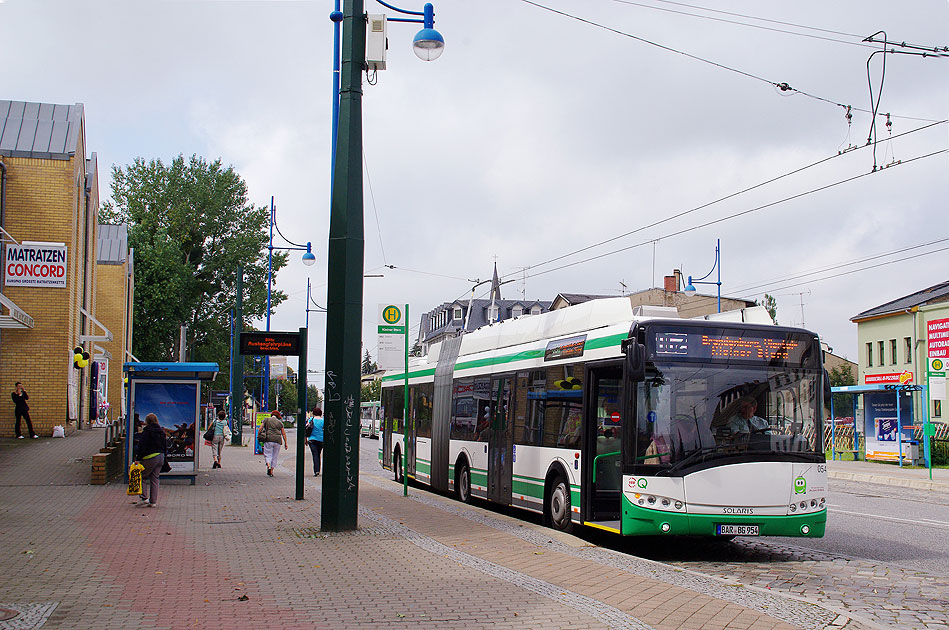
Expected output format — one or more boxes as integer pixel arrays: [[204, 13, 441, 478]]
[[135, 413, 167, 508], [11, 382, 37, 439]]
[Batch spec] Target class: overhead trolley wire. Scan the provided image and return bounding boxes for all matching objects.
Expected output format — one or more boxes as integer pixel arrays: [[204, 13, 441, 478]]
[[517, 148, 948, 281], [521, 119, 947, 274], [611, 0, 877, 49], [728, 237, 949, 294], [736, 243, 949, 297], [636, 0, 864, 39], [517, 0, 942, 123]]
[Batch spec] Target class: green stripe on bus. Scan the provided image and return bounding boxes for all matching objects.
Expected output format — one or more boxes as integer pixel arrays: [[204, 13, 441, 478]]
[[381, 332, 627, 381], [381, 367, 437, 382], [620, 495, 827, 537]]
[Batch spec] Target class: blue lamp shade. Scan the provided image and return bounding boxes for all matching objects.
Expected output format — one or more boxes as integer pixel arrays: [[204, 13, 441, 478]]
[[683, 277, 696, 294], [413, 28, 445, 61], [302, 243, 316, 267]]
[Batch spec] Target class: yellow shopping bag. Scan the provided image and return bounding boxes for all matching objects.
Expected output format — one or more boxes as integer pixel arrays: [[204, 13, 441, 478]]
[[127, 462, 144, 495]]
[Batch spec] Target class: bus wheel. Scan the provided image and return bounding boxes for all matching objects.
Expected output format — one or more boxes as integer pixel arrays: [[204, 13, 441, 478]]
[[393, 450, 403, 483], [457, 462, 472, 504], [547, 474, 573, 533]]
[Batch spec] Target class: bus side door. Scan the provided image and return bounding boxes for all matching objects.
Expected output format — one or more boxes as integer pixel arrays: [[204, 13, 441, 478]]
[[487, 376, 514, 505], [585, 363, 624, 522]]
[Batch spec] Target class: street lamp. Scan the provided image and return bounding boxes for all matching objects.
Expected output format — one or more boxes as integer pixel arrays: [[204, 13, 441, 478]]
[[683, 238, 722, 313], [263, 196, 316, 413], [322, 0, 443, 532]]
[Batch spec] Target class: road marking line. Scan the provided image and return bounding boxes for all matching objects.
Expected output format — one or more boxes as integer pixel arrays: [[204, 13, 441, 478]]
[[829, 507, 949, 529]]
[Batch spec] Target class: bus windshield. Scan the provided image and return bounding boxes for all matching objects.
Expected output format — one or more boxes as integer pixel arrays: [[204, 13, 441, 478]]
[[630, 363, 823, 473]]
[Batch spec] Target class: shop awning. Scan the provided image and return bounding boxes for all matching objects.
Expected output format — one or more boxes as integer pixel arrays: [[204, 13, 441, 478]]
[[0, 293, 34, 328]]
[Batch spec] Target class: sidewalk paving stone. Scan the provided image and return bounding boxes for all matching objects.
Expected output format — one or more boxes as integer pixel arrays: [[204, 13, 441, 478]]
[[1, 429, 942, 629]]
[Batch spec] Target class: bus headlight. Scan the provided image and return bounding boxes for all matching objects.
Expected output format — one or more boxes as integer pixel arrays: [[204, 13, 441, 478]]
[[789, 503, 797, 512], [801, 524, 810, 535]]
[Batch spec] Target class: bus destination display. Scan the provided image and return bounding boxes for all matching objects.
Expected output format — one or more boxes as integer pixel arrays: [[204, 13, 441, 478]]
[[650, 327, 814, 367]]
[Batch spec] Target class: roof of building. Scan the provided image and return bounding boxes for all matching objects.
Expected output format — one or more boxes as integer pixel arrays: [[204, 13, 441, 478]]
[[852, 280, 949, 321], [552, 293, 614, 308], [97, 224, 129, 264], [0, 100, 84, 160], [420, 298, 552, 343]]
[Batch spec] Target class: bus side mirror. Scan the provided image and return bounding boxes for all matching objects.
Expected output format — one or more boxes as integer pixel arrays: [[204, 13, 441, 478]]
[[823, 369, 832, 409], [627, 342, 646, 382]]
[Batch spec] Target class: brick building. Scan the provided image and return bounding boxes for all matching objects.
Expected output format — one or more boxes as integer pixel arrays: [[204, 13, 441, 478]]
[[0, 100, 128, 437], [95, 224, 135, 422]]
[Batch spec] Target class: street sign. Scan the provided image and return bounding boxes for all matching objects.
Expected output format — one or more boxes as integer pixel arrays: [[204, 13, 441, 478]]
[[239, 331, 300, 356], [377, 303, 407, 371], [928, 357, 946, 401], [927, 318, 949, 358]]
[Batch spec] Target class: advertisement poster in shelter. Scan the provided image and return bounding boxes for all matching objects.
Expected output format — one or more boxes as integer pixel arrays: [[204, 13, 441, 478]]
[[863, 391, 914, 462], [132, 381, 199, 473], [254, 412, 271, 455]]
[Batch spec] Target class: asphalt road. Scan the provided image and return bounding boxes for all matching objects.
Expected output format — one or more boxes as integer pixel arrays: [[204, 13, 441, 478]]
[[360, 437, 949, 576], [783, 478, 949, 577]]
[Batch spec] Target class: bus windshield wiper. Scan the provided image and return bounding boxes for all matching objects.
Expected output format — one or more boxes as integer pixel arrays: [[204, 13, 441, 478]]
[[666, 446, 724, 472]]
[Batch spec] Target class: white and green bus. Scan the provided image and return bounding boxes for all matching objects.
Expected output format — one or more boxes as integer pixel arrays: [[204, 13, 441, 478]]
[[360, 400, 381, 438], [380, 297, 827, 538]]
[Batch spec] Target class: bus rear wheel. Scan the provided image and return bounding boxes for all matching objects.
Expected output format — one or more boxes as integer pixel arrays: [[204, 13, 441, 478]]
[[547, 474, 573, 533], [457, 462, 472, 504]]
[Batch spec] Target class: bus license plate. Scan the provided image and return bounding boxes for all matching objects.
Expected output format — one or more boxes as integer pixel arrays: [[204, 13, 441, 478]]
[[717, 524, 758, 536]]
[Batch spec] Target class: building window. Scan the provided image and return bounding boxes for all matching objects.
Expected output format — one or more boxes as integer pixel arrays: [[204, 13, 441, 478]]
[[866, 342, 872, 368], [512, 305, 523, 317], [905, 337, 912, 364], [453, 307, 462, 320], [530, 305, 542, 316], [488, 306, 499, 321], [935, 400, 942, 419], [890, 339, 897, 365], [877, 341, 885, 367]]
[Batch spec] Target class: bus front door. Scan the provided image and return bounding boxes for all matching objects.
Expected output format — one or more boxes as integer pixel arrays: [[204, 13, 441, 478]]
[[487, 376, 513, 505], [406, 386, 417, 478], [586, 364, 624, 523]]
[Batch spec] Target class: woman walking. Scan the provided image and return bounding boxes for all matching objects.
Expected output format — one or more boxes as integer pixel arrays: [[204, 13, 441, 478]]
[[306, 407, 324, 476], [135, 413, 167, 508], [209, 410, 231, 469], [261, 410, 287, 477]]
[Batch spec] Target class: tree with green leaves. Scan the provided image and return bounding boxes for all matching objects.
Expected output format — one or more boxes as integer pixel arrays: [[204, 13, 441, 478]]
[[100, 155, 286, 389], [361, 349, 377, 375], [829, 363, 856, 418], [759, 293, 778, 324], [361, 379, 381, 402]]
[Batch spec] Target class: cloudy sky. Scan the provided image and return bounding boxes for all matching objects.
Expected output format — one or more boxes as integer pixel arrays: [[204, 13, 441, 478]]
[[2, 0, 946, 384]]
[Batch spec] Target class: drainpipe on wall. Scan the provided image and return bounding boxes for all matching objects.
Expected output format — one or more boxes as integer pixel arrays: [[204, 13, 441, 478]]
[[0, 160, 6, 368]]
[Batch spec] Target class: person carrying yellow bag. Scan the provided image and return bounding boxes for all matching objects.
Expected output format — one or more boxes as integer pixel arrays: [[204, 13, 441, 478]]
[[134, 413, 167, 508], [127, 461, 144, 495]]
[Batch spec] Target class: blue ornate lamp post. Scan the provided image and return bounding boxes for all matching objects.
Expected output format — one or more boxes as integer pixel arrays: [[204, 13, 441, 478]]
[[684, 238, 722, 313], [263, 196, 316, 412]]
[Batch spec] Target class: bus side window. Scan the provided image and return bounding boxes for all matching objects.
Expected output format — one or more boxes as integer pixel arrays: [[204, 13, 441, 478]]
[[513, 372, 531, 445]]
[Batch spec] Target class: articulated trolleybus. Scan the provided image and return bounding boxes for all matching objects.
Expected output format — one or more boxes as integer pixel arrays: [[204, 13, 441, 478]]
[[380, 298, 827, 538]]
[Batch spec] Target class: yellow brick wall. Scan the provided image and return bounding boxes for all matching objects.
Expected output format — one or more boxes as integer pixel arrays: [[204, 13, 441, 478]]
[[0, 136, 103, 437], [95, 261, 130, 419]]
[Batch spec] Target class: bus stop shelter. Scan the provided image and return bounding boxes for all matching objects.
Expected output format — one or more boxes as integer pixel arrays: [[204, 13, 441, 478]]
[[831, 383, 933, 469], [123, 362, 220, 485]]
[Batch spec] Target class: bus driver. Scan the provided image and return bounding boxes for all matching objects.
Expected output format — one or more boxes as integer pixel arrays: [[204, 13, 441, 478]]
[[726, 397, 769, 435]]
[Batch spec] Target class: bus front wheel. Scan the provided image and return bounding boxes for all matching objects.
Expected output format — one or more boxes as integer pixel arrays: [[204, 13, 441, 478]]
[[457, 462, 472, 504], [393, 450, 403, 483], [547, 474, 573, 533]]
